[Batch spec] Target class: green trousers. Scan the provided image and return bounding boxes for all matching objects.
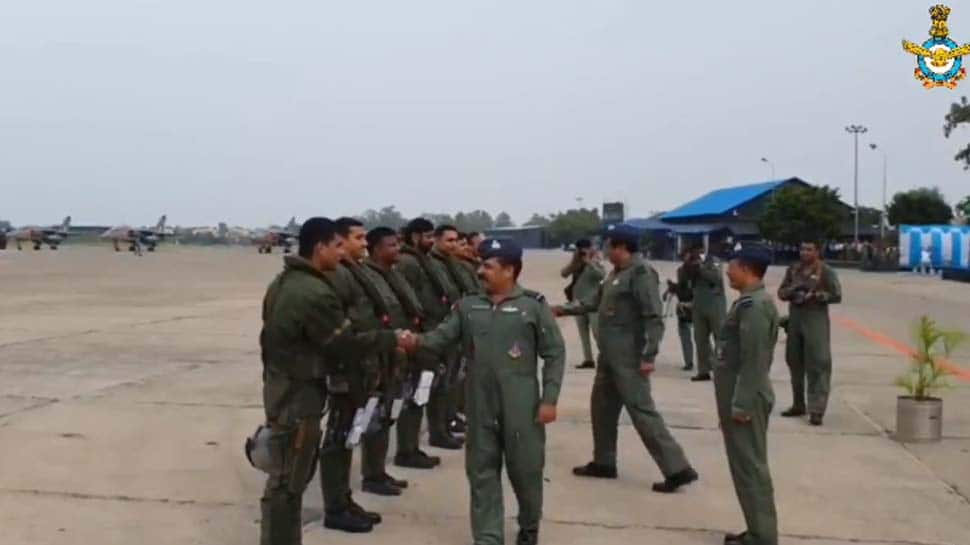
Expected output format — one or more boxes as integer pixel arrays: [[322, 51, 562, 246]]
[[362, 428, 390, 481], [693, 303, 726, 374], [396, 400, 424, 455], [319, 395, 354, 513], [575, 313, 600, 363], [719, 396, 778, 545], [466, 374, 545, 545], [428, 355, 456, 441], [260, 419, 321, 545], [785, 310, 832, 415], [590, 358, 690, 476], [677, 318, 694, 369]]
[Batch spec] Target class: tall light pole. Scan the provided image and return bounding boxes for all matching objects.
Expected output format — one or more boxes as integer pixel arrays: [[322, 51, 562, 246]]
[[846, 124, 868, 243], [760, 157, 775, 179], [868, 143, 887, 241]]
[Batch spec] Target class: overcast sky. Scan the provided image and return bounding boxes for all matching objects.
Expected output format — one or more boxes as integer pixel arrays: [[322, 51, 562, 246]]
[[4, 1, 970, 227]]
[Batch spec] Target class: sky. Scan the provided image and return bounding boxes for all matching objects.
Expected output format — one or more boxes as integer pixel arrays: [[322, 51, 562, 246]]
[[3, 1, 970, 227]]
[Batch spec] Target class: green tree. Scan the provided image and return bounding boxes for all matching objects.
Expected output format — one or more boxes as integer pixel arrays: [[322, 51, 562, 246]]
[[758, 185, 845, 245], [944, 96, 970, 169], [887, 187, 953, 226], [524, 213, 552, 227], [955, 195, 970, 220], [454, 210, 494, 233], [547, 208, 601, 247], [421, 212, 456, 227], [494, 211, 515, 228], [358, 206, 407, 230]]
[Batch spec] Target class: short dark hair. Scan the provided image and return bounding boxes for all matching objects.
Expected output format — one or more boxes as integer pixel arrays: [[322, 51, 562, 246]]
[[464, 231, 481, 242], [298, 217, 337, 258], [609, 237, 639, 253], [434, 224, 458, 238], [335, 217, 364, 237], [575, 238, 592, 249], [366, 226, 398, 252], [493, 256, 523, 279], [735, 257, 768, 278], [403, 218, 434, 241]]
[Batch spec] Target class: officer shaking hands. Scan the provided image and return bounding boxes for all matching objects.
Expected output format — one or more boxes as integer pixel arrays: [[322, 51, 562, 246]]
[[716, 242, 780, 545], [406, 238, 566, 545], [253, 218, 405, 545]]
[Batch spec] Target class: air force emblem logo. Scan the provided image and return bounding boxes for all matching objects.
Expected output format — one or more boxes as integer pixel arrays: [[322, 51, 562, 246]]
[[903, 5, 970, 89]]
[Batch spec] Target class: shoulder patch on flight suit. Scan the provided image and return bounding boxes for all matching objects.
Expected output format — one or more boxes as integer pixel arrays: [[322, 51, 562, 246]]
[[522, 289, 546, 302], [737, 296, 754, 309]]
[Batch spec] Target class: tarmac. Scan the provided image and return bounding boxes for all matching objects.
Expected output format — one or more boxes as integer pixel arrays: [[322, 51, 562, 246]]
[[0, 246, 968, 545]]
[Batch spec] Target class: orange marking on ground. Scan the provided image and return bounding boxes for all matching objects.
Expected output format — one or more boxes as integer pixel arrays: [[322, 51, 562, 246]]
[[832, 314, 970, 383]]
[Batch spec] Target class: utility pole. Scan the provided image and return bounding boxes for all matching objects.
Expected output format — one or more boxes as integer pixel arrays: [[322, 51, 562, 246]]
[[760, 157, 775, 179], [846, 125, 868, 244], [869, 143, 887, 240]]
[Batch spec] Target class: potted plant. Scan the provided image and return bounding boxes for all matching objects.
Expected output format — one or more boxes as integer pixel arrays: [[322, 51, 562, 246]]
[[894, 316, 966, 442]]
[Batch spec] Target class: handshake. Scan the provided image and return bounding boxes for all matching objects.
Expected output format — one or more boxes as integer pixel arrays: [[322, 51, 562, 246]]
[[395, 329, 420, 354]]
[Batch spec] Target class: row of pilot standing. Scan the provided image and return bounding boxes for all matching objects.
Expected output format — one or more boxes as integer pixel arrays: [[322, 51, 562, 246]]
[[255, 214, 839, 545]]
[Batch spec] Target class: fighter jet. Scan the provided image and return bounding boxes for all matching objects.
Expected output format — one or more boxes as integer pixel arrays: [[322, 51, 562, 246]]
[[101, 215, 169, 254], [9, 216, 72, 250], [253, 217, 298, 254]]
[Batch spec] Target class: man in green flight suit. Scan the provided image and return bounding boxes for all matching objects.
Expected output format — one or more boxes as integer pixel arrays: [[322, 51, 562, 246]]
[[317, 217, 402, 532], [777, 240, 842, 426], [396, 218, 462, 463], [414, 238, 565, 545], [561, 239, 606, 369], [255, 217, 400, 545], [426, 223, 467, 448], [716, 241, 780, 545], [685, 244, 727, 382], [554, 224, 698, 493], [663, 248, 695, 371]]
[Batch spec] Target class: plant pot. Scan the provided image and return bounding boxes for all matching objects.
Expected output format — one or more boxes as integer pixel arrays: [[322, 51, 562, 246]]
[[895, 396, 942, 442]]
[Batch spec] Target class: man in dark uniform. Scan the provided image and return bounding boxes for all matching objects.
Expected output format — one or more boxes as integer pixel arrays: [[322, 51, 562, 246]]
[[664, 248, 695, 371], [318, 217, 400, 532], [554, 224, 698, 493], [561, 239, 606, 369], [777, 241, 842, 425], [716, 242, 780, 545], [425, 224, 466, 448], [396, 218, 460, 465], [255, 217, 400, 544], [415, 238, 566, 545], [685, 244, 727, 382]]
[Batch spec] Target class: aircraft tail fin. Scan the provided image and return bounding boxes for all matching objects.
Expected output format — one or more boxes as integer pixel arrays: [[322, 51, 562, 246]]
[[286, 216, 297, 231], [61, 216, 72, 231], [156, 215, 167, 232]]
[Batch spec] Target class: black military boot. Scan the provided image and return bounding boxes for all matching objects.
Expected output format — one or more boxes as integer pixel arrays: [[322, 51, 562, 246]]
[[690, 372, 711, 382], [448, 417, 467, 435], [516, 528, 539, 545], [323, 508, 373, 533], [809, 413, 824, 426], [362, 478, 402, 496], [576, 360, 595, 369], [383, 472, 409, 489], [429, 433, 464, 450], [780, 406, 806, 417], [724, 531, 747, 545], [347, 497, 382, 525], [681, 363, 694, 371], [572, 462, 617, 479], [652, 466, 699, 493], [394, 450, 440, 469]]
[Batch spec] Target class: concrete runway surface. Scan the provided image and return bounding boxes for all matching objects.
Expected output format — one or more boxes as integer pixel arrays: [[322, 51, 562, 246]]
[[1, 246, 968, 545]]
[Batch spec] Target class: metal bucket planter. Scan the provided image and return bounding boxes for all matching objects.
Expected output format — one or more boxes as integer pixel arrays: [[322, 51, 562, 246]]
[[895, 396, 942, 442]]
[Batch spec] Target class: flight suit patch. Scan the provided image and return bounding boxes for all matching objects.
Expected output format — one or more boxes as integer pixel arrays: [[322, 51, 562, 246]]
[[508, 342, 522, 359]]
